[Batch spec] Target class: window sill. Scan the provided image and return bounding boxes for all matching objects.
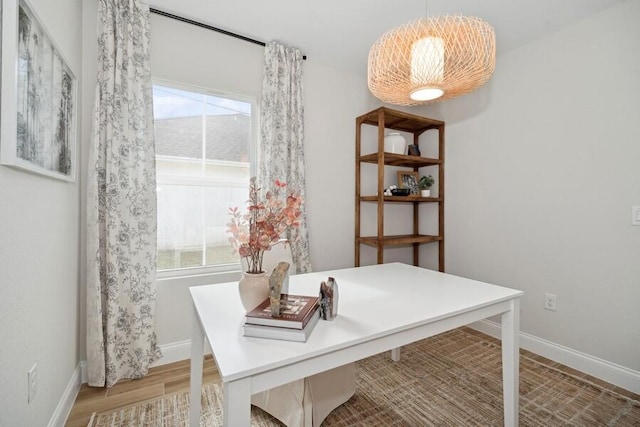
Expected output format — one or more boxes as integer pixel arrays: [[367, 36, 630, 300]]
[[157, 268, 242, 287]]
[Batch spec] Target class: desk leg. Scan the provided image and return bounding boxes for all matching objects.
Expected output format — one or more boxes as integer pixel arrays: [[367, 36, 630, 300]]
[[390, 347, 401, 362], [189, 308, 204, 427], [501, 298, 520, 427], [223, 378, 251, 427]]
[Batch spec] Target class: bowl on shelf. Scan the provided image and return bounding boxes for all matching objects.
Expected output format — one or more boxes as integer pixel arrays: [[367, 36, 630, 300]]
[[390, 188, 411, 196]]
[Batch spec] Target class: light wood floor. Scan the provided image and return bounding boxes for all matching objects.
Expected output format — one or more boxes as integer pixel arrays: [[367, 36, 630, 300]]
[[64, 356, 219, 427]]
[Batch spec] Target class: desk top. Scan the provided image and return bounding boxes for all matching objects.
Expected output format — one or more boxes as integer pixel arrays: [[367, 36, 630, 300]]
[[190, 263, 522, 383]]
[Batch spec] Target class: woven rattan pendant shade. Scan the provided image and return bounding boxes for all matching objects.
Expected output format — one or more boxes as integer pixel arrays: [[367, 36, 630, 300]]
[[368, 16, 496, 105]]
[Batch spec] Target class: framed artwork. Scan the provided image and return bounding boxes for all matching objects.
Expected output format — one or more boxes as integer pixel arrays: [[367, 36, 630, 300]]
[[397, 170, 419, 195], [0, 0, 77, 181], [408, 144, 421, 156]]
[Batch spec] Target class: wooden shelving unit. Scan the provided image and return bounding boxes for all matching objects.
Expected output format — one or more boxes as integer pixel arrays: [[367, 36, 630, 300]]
[[355, 107, 445, 271]]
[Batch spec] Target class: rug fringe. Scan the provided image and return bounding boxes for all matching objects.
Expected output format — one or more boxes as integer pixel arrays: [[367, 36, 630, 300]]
[[86, 412, 96, 427]]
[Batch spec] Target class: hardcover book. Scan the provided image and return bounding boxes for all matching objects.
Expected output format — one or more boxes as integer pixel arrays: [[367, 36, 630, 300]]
[[245, 294, 319, 329], [243, 309, 320, 342]]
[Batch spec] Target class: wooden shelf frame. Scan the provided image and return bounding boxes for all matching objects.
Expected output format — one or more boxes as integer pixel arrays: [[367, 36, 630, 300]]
[[360, 196, 442, 203], [355, 107, 445, 271], [358, 234, 443, 247]]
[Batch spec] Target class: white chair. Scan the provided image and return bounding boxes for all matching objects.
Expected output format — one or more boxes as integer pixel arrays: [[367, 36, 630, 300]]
[[243, 241, 356, 426]]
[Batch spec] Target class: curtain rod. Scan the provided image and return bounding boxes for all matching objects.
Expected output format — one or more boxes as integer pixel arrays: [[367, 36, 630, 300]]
[[149, 8, 307, 60]]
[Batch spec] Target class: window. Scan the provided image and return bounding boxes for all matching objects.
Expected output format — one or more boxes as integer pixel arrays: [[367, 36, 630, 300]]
[[153, 82, 255, 275]]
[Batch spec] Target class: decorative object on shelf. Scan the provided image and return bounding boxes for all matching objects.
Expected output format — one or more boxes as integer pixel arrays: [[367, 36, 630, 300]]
[[408, 144, 421, 156], [384, 132, 407, 154], [384, 184, 410, 197], [319, 277, 339, 321], [391, 188, 411, 196], [419, 174, 435, 197], [397, 170, 420, 195], [269, 262, 291, 315], [368, 16, 495, 106], [239, 272, 270, 312], [227, 177, 303, 311]]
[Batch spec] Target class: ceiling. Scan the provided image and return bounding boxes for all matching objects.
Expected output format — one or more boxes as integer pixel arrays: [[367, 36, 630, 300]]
[[147, 0, 625, 76]]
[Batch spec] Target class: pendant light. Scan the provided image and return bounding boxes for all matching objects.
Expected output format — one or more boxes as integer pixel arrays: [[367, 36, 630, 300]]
[[368, 15, 496, 105]]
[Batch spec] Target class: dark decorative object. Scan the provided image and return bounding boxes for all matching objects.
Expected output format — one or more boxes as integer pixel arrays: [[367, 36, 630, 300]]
[[408, 144, 421, 156], [269, 262, 291, 315], [390, 188, 411, 196], [319, 277, 339, 320]]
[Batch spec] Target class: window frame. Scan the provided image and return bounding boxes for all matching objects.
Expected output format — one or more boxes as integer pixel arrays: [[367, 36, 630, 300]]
[[152, 78, 259, 280]]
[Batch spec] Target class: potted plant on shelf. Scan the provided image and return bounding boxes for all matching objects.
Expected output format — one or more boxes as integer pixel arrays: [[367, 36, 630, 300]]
[[418, 175, 434, 197]]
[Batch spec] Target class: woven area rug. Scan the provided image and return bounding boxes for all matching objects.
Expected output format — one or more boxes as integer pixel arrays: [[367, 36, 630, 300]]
[[88, 328, 640, 426]]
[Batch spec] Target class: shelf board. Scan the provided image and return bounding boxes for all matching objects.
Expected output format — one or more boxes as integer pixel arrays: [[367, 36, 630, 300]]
[[357, 107, 444, 134], [360, 196, 442, 203], [359, 152, 441, 167], [358, 234, 443, 247]]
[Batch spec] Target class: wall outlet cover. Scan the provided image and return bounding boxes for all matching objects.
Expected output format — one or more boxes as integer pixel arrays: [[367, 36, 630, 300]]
[[28, 363, 37, 403], [632, 206, 640, 226]]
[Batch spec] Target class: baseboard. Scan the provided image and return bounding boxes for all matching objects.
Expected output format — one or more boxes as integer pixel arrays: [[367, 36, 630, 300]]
[[470, 319, 640, 394], [151, 339, 192, 367], [151, 339, 212, 367], [48, 363, 82, 427]]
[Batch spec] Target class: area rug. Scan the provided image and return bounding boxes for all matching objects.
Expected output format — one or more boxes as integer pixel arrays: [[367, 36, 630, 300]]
[[88, 328, 640, 426]]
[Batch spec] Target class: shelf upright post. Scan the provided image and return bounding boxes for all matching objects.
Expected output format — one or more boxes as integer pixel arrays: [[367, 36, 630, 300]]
[[438, 124, 445, 272], [355, 116, 363, 267], [376, 109, 386, 264], [412, 132, 421, 266]]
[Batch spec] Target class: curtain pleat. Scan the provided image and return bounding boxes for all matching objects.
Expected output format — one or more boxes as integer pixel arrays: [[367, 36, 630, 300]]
[[259, 41, 312, 273], [86, 0, 161, 387]]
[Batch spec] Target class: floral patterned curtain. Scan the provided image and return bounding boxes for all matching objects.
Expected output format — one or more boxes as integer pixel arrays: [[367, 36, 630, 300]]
[[85, 0, 161, 387], [259, 41, 312, 273]]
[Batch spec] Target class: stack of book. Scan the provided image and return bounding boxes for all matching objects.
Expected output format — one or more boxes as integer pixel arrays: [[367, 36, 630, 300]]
[[243, 294, 320, 342]]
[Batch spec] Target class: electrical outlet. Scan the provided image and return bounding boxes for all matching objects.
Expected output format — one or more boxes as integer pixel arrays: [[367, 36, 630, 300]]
[[28, 363, 37, 403], [632, 206, 640, 226], [544, 293, 557, 311]]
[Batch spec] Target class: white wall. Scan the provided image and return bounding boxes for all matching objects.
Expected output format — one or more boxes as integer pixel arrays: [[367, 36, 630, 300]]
[[0, 0, 83, 425], [428, 0, 640, 371]]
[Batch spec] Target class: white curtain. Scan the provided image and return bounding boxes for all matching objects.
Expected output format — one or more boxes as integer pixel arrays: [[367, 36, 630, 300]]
[[86, 0, 161, 387], [259, 41, 312, 273]]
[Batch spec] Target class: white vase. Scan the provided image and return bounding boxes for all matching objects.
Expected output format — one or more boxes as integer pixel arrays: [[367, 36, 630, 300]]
[[238, 271, 269, 312], [420, 189, 431, 197], [384, 132, 407, 154]]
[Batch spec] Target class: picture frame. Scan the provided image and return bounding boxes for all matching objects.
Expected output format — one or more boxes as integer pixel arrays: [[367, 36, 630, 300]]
[[397, 170, 419, 195], [408, 144, 421, 156], [0, 0, 77, 181]]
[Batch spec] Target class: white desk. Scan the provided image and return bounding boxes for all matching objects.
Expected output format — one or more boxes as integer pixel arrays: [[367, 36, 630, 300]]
[[189, 263, 523, 427]]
